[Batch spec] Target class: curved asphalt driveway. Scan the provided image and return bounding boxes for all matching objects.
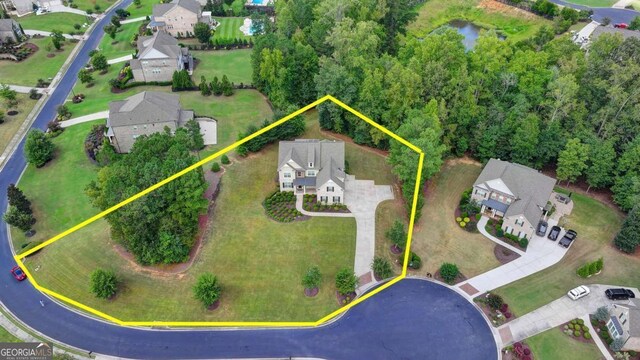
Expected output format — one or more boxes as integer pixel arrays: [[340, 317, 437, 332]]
[[1, 2, 496, 359], [549, 0, 639, 23]]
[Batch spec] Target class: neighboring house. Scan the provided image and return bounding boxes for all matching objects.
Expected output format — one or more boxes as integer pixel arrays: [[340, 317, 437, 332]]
[[277, 139, 346, 205], [149, 0, 211, 38], [130, 31, 193, 83], [6, 0, 35, 16], [106, 91, 216, 153], [607, 299, 640, 351], [0, 19, 25, 44], [573, 23, 640, 48], [470, 159, 556, 240]]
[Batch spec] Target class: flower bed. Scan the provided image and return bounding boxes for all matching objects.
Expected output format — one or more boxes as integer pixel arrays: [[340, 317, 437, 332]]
[[560, 318, 594, 343], [263, 191, 305, 223], [302, 194, 350, 213], [502, 341, 533, 360], [455, 188, 480, 232], [475, 292, 516, 327], [485, 218, 528, 250]]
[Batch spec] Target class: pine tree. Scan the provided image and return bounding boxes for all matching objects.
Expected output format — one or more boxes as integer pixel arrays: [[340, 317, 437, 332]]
[[614, 206, 640, 254], [7, 184, 32, 214]]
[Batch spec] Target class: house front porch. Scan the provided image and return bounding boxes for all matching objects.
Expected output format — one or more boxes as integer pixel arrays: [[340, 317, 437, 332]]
[[480, 198, 507, 220]]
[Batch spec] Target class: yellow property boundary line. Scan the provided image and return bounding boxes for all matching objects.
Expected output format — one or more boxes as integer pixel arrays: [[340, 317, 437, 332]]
[[14, 95, 424, 327]]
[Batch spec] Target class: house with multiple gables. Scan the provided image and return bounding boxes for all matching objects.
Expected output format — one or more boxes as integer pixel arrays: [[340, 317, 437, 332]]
[[471, 159, 556, 240], [106, 91, 216, 153], [608, 299, 640, 351], [149, 0, 212, 38], [6, 0, 34, 16], [0, 19, 25, 44], [130, 30, 193, 83], [277, 140, 346, 205]]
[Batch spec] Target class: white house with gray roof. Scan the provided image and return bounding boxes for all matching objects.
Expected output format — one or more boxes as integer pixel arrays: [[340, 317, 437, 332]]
[[608, 298, 640, 352], [0, 19, 25, 44], [106, 91, 216, 153], [278, 140, 346, 204], [149, 0, 211, 38], [470, 159, 556, 239], [130, 30, 193, 83]]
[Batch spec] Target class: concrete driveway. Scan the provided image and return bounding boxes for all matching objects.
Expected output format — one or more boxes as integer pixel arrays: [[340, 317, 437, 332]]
[[344, 175, 394, 278], [499, 284, 640, 344]]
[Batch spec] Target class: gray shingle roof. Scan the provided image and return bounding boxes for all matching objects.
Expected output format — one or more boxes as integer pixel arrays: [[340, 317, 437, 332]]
[[278, 140, 345, 188], [629, 299, 640, 337], [0, 19, 19, 31], [108, 91, 185, 127], [137, 31, 181, 59], [152, 0, 201, 17], [474, 159, 556, 226], [592, 26, 640, 42]]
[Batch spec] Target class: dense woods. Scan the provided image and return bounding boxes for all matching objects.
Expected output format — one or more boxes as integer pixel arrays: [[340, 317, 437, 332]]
[[251, 0, 640, 216]]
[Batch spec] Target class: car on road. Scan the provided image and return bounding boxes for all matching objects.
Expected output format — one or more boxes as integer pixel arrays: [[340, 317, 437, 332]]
[[548, 226, 561, 241], [10, 266, 26, 281], [568, 286, 590, 300], [605, 288, 636, 300], [536, 221, 548, 237], [558, 230, 577, 248], [614, 23, 628, 29]]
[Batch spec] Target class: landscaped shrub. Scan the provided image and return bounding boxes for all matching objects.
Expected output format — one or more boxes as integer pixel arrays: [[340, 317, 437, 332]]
[[496, 228, 504, 237], [439, 263, 459, 284], [582, 325, 589, 332], [211, 162, 220, 172], [406, 252, 421, 270], [523, 348, 531, 356], [193, 273, 222, 308], [519, 237, 528, 248], [577, 319, 584, 325], [335, 268, 358, 296], [221, 154, 230, 164], [263, 191, 301, 223], [89, 269, 118, 299], [595, 306, 610, 322], [574, 330, 581, 337], [487, 293, 504, 310], [584, 332, 592, 340], [24, 129, 55, 167], [463, 217, 470, 223], [371, 257, 393, 279], [504, 311, 512, 318], [386, 220, 406, 251], [301, 266, 321, 290], [500, 303, 509, 313], [459, 221, 466, 227], [456, 217, 462, 222]]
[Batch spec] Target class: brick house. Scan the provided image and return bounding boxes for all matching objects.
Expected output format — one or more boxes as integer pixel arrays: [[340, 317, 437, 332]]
[[277, 140, 346, 205], [608, 299, 640, 352], [470, 159, 556, 239], [130, 30, 193, 83], [149, 0, 212, 38]]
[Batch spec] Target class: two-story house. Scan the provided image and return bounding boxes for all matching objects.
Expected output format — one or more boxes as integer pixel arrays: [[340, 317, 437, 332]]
[[607, 299, 640, 351], [106, 91, 216, 153], [149, 0, 212, 38], [277, 140, 346, 205], [0, 19, 25, 44], [130, 30, 193, 83], [470, 159, 556, 239]]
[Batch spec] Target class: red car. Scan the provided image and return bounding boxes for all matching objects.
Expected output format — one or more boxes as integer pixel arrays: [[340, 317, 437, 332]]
[[10, 266, 26, 281], [614, 23, 628, 29]]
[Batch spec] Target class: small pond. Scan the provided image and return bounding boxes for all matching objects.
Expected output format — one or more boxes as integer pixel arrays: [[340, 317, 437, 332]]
[[437, 20, 505, 51]]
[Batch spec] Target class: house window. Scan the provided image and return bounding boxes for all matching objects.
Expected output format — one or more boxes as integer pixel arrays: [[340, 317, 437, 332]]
[[491, 193, 497, 199], [475, 189, 487, 198], [515, 218, 524, 226], [309, 162, 314, 168], [327, 186, 334, 192], [320, 196, 328, 203], [297, 171, 304, 177], [332, 196, 341, 203], [506, 198, 512, 204], [306, 170, 316, 177], [283, 172, 291, 178], [282, 182, 293, 189]]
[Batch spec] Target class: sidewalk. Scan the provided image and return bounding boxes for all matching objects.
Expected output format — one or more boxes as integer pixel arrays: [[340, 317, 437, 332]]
[[457, 216, 569, 296], [612, 0, 633, 8], [121, 16, 147, 24], [60, 110, 109, 127], [582, 314, 614, 360], [5, 85, 48, 94], [107, 54, 133, 64], [24, 29, 83, 40], [48, 4, 88, 15]]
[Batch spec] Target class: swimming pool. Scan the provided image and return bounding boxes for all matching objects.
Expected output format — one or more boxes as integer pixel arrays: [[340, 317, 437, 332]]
[[251, 0, 267, 5]]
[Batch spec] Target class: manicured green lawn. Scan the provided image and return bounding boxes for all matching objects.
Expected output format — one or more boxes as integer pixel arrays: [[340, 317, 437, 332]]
[[0, 326, 20, 342], [526, 328, 602, 360], [98, 22, 141, 60], [71, 0, 115, 13], [192, 49, 252, 84], [126, 0, 159, 18], [494, 190, 631, 316], [411, 160, 501, 278], [214, 17, 250, 39], [0, 94, 37, 158], [0, 37, 74, 86], [408, 0, 551, 42], [563, 0, 617, 6], [14, 13, 92, 34], [20, 118, 357, 321], [10, 121, 104, 251]]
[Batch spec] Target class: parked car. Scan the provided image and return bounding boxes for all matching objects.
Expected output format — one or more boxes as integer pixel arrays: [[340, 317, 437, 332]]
[[605, 288, 636, 300], [558, 230, 577, 248], [10, 266, 26, 281], [536, 221, 548, 237], [548, 226, 561, 241], [568, 285, 590, 300], [614, 23, 628, 29]]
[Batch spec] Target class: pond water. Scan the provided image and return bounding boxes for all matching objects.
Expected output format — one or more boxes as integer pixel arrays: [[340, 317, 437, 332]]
[[448, 19, 484, 51]]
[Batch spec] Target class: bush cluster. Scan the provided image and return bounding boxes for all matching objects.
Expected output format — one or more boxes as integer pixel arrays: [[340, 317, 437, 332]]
[[503, 232, 529, 249], [576, 257, 604, 278], [302, 194, 348, 213], [439, 263, 459, 284], [264, 191, 301, 222]]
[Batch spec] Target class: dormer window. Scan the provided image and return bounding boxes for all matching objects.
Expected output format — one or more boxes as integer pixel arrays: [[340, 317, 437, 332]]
[[309, 162, 314, 168]]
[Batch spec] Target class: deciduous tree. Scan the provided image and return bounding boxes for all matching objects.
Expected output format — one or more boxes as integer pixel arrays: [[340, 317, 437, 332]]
[[24, 129, 54, 167]]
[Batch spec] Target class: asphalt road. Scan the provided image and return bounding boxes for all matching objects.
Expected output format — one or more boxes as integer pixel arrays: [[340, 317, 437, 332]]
[[1, 2, 497, 359], [549, 0, 639, 23]]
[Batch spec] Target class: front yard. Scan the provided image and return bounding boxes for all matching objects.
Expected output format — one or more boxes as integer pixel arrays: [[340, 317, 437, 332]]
[[525, 327, 602, 360], [97, 21, 141, 60], [0, 94, 37, 157], [0, 37, 74, 86], [126, 0, 159, 18], [410, 159, 501, 278], [15, 13, 91, 34], [18, 116, 360, 321], [493, 190, 631, 316]]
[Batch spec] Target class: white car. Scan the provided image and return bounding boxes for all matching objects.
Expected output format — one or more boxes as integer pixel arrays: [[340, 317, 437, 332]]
[[568, 285, 590, 300]]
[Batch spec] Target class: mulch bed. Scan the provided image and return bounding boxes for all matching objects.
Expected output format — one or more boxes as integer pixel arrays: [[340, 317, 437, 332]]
[[304, 287, 319, 297], [557, 322, 594, 345], [389, 244, 402, 254], [454, 207, 479, 233], [494, 244, 520, 264], [336, 291, 356, 306], [46, 53, 55, 58], [7, 110, 18, 116], [302, 195, 351, 214], [477, 301, 517, 327], [433, 269, 467, 285], [207, 299, 220, 311]]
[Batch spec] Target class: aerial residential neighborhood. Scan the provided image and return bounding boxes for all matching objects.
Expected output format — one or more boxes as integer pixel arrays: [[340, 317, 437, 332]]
[[0, 0, 639, 359]]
